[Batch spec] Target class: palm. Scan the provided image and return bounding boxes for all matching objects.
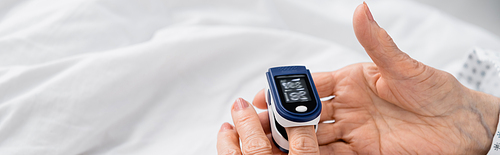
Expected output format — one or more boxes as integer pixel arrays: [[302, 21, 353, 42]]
[[253, 3, 498, 154], [315, 63, 472, 154], [308, 3, 496, 154]]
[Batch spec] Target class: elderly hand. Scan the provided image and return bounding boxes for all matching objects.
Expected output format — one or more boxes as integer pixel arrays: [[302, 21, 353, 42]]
[[217, 98, 320, 155], [249, 2, 500, 154]]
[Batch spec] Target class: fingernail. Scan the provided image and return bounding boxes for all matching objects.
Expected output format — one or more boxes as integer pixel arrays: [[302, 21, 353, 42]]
[[219, 122, 233, 132], [363, 2, 374, 22], [232, 98, 249, 111]]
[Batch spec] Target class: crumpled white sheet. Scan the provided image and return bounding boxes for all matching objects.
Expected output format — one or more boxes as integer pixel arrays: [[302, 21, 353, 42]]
[[0, 0, 499, 154]]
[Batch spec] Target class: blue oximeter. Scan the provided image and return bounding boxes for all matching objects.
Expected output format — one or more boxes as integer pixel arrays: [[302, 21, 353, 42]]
[[265, 66, 322, 152]]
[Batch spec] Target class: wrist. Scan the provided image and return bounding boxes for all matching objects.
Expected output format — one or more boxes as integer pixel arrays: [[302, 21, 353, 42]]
[[464, 87, 500, 153], [467, 89, 500, 136]]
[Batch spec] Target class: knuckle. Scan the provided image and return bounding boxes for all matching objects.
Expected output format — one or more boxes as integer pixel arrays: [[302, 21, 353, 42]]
[[242, 137, 272, 155], [290, 135, 319, 155], [236, 114, 254, 125]]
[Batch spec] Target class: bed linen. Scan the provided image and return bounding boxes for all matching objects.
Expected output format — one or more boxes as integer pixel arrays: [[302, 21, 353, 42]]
[[0, 0, 499, 154]]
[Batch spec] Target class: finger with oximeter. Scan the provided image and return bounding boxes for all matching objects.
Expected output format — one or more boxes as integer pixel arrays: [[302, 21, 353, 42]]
[[265, 66, 322, 153]]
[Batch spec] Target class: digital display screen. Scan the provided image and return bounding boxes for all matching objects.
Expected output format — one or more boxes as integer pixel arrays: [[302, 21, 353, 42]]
[[276, 75, 312, 103]]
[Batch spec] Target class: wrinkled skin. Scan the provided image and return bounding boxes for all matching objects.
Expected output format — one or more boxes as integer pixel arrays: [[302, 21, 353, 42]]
[[218, 3, 500, 155], [252, 3, 500, 155]]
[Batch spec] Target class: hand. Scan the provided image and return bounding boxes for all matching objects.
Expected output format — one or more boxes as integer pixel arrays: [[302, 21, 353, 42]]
[[251, 2, 500, 154], [217, 98, 320, 155]]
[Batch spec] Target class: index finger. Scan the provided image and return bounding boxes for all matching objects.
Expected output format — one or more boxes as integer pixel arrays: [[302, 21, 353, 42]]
[[231, 98, 273, 154], [252, 72, 336, 109], [286, 126, 320, 154]]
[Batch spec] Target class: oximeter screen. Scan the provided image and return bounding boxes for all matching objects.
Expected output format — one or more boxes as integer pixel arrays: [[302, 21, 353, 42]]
[[276, 75, 312, 103]]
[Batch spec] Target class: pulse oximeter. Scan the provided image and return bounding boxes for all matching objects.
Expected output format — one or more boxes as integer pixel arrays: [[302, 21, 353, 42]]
[[265, 66, 322, 152]]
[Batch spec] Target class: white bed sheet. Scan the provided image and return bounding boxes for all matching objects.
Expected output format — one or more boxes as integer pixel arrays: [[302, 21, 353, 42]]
[[0, 0, 499, 154]]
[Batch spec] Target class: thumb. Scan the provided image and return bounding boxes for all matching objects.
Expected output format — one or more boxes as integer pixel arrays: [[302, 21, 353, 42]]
[[353, 2, 425, 78]]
